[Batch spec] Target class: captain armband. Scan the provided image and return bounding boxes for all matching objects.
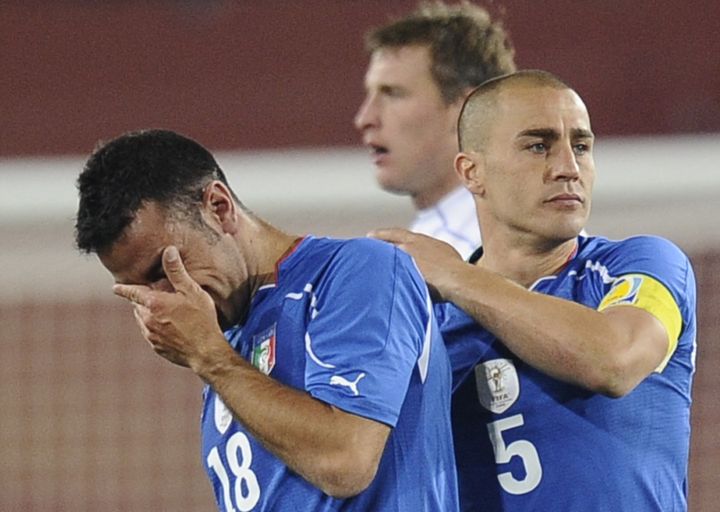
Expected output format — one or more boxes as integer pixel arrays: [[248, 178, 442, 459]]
[[598, 274, 682, 371]]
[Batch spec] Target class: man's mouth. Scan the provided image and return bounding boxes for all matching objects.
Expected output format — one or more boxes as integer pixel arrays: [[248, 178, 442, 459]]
[[368, 144, 389, 164], [546, 193, 583, 204], [369, 143, 388, 156]]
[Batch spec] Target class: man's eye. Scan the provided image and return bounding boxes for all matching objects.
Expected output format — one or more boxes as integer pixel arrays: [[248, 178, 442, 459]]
[[151, 277, 173, 292], [381, 86, 404, 98], [573, 144, 589, 155], [529, 143, 547, 154], [147, 268, 166, 283]]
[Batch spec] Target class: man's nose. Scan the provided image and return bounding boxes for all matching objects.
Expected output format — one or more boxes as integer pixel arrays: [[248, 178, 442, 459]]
[[548, 143, 580, 181], [354, 94, 380, 132]]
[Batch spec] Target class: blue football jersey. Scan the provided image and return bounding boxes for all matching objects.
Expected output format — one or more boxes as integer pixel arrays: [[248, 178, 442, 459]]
[[438, 235, 696, 511], [201, 236, 458, 511]]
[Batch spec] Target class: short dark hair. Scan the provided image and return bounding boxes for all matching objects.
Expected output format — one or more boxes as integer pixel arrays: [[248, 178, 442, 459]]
[[75, 129, 234, 254], [458, 69, 574, 151], [365, 0, 516, 103]]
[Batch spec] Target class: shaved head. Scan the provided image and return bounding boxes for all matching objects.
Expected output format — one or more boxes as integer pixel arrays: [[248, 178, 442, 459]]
[[453, 69, 594, 245], [458, 70, 573, 151]]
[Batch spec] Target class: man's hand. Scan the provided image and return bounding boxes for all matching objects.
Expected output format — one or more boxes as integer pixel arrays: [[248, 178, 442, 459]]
[[368, 228, 466, 301], [113, 245, 227, 368]]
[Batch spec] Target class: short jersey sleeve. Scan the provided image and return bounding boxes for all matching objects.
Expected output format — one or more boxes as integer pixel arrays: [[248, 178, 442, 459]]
[[595, 236, 695, 371], [303, 239, 432, 427]]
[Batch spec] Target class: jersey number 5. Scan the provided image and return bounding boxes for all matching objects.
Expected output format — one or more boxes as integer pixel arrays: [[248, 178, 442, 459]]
[[487, 414, 542, 495], [207, 432, 261, 511]]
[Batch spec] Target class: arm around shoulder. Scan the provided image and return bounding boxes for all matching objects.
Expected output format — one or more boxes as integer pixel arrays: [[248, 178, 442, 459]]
[[438, 257, 678, 397]]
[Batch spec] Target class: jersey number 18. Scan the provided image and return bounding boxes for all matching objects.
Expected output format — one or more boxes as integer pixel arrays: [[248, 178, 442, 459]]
[[207, 432, 261, 511]]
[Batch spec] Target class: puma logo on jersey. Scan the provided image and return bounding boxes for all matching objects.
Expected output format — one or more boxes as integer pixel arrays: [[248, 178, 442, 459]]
[[330, 373, 366, 396]]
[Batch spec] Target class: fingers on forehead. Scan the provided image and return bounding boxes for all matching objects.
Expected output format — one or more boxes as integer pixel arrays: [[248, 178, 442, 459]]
[[162, 256, 189, 288]]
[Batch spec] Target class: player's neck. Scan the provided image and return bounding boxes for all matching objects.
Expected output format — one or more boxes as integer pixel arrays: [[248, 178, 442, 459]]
[[226, 221, 301, 328], [238, 217, 301, 292], [411, 176, 463, 211], [477, 236, 578, 288]]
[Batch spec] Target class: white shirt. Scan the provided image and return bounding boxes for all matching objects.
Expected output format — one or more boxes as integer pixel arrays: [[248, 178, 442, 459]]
[[409, 186, 481, 260]]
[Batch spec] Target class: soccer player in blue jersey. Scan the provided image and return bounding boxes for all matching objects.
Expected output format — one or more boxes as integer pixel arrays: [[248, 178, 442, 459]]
[[74, 129, 459, 511], [373, 70, 697, 511]]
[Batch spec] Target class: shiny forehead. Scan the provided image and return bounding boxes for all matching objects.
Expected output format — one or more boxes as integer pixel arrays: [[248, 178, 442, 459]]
[[458, 70, 587, 150]]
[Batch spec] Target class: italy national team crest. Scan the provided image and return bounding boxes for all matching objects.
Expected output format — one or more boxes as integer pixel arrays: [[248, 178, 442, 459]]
[[475, 358, 520, 414], [251, 324, 277, 375]]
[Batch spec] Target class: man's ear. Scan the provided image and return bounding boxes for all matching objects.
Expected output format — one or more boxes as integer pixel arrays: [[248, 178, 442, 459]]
[[202, 181, 238, 234], [455, 152, 485, 196]]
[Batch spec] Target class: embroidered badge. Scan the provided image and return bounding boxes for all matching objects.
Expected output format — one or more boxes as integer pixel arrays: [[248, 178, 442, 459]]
[[475, 358, 520, 414], [600, 275, 644, 308], [251, 324, 277, 375]]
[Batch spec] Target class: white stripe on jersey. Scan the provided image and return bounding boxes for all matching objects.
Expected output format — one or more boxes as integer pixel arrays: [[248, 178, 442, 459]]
[[305, 332, 336, 369], [285, 283, 337, 369], [417, 291, 432, 383], [531, 259, 617, 291]]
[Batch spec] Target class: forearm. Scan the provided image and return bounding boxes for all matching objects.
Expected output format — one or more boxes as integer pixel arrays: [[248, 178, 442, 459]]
[[439, 262, 651, 396], [192, 342, 385, 497]]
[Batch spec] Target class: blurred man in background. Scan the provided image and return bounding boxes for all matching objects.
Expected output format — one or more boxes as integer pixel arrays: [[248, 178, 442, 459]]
[[355, 0, 516, 259], [74, 129, 459, 511], [374, 70, 697, 511]]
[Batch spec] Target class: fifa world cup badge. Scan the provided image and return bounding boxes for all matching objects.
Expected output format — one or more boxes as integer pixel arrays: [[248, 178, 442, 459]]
[[475, 358, 520, 414], [251, 324, 277, 375]]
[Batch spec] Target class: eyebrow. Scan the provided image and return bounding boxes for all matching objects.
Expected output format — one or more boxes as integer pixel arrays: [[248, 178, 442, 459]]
[[517, 127, 594, 140], [571, 128, 594, 139], [377, 83, 405, 93]]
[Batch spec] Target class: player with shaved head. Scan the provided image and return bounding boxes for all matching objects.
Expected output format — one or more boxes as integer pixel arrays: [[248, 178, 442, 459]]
[[374, 70, 697, 511]]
